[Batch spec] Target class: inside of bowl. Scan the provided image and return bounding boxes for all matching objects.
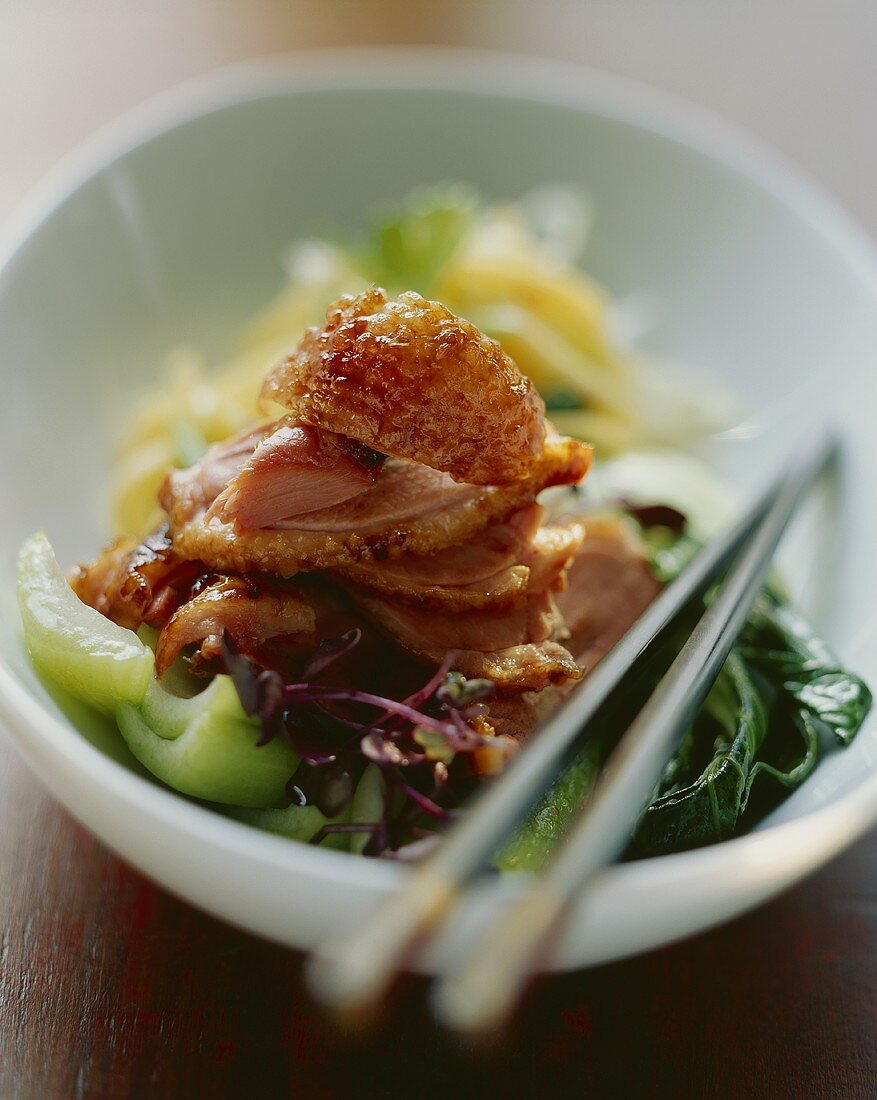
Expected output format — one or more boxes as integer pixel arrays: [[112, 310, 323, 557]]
[[1, 77, 875, 826]]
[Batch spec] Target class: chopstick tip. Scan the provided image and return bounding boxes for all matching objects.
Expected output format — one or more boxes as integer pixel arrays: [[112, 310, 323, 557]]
[[432, 884, 561, 1035], [306, 866, 460, 1021], [304, 943, 390, 1027]]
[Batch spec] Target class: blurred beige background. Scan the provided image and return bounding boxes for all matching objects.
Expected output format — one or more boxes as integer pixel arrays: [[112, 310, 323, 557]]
[[2, 0, 876, 234]]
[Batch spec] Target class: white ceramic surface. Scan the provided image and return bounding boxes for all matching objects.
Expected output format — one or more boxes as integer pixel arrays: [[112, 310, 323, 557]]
[[1, 51, 876, 972]]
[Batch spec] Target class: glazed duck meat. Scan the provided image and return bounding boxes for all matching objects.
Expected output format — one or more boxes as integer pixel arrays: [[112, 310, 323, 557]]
[[76, 287, 658, 720], [162, 424, 589, 574]]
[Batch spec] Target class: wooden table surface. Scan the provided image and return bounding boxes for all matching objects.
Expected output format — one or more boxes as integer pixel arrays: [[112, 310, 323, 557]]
[[1, 732, 875, 1099]]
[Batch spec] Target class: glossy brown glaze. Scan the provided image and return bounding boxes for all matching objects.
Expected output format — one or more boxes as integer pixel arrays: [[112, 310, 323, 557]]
[[261, 288, 550, 485], [153, 576, 317, 678], [72, 528, 207, 632]]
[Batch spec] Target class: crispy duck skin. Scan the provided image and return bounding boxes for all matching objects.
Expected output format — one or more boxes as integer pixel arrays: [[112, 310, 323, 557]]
[[153, 576, 317, 678], [332, 511, 584, 612], [70, 529, 205, 632], [161, 288, 589, 578], [162, 437, 590, 576], [260, 288, 548, 486], [451, 643, 583, 693], [70, 537, 140, 626]]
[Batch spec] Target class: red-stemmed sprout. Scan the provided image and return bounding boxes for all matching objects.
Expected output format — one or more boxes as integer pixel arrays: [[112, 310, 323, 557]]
[[220, 631, 510, 856]]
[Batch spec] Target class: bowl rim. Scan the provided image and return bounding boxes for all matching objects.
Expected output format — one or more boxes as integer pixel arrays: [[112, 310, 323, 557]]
[[3, 46, 877, 957], [4, 47, 877, 294]]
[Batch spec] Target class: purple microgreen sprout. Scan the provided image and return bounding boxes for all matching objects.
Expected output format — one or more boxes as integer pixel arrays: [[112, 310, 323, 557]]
[[391, 772, 454, 821], [300, 628, 362, 681], [402, 650, 457, 710], [220, 632, 283, 722], [221, 629, 501, 855]]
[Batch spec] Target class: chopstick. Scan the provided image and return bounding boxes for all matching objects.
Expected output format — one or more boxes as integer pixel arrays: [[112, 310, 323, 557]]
[[306, 432, 836, 1019], [433, 431, 837, 1031]]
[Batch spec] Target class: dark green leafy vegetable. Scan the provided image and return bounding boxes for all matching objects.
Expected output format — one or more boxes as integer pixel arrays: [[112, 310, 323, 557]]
[[631, 652, 768, 854], [633, 560, 871, 854], [501, 523, 871, 869], [740, 594, 872, 746]]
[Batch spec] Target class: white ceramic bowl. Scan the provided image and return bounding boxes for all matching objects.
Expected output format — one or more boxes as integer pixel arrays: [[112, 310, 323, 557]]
[[1, 50, 876, 972]]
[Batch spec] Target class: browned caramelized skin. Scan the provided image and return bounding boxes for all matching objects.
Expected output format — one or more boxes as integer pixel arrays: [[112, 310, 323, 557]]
[[261, 288, 548, 485], [153, 576, 317, 678], [460, 643, 582, 693], [70, 529, 205, 631], [334, 513, 584, 612]]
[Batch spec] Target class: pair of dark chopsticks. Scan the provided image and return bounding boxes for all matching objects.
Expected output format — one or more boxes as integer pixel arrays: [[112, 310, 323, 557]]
[[306, 432, 836, 1032]]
